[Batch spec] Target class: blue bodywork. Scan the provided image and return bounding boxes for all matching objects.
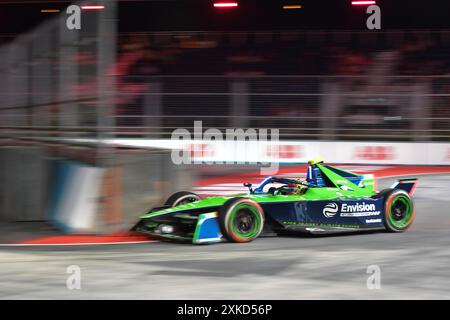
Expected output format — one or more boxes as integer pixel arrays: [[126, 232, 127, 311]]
[[193, 213, 223, 244]]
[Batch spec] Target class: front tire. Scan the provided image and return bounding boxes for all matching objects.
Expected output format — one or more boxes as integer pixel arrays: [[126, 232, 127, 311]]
[[381, 189, 415, 232], [164, 191, 201, 207], [218, 198, 265, 243]]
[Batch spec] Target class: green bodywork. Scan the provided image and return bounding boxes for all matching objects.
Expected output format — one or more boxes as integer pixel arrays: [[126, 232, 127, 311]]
[[140, 163, 376, 219]]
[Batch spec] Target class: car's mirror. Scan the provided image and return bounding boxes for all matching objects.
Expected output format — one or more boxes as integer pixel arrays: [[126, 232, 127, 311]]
[[243, 182, 253, 192]]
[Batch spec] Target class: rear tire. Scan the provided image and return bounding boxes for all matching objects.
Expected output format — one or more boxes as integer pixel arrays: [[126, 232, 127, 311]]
[[218, 198, 265, 243], [164, 191, 201, 207], [380, 189, 415, 232]]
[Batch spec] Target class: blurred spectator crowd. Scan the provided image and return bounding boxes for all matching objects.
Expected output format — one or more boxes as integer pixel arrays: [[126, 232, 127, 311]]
[[114, 31, 450, 76], [64, 31, 450, 141], [102, 31, 449, 141]]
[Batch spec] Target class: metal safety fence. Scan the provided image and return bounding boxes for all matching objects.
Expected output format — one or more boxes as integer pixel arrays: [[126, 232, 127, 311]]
[[1, 75, 449, 142]]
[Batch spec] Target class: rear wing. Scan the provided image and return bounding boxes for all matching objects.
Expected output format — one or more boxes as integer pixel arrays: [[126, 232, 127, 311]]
[[391, 178, 418, 195]]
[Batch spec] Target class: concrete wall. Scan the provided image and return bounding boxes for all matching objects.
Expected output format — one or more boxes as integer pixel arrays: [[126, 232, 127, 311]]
[[117, 150, 194, 230], [0, 145, 193, 233], [0, 147, 49, 222]]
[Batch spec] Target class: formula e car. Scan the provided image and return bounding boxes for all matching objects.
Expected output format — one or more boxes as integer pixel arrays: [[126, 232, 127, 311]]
[[132, 158, 417, 244]]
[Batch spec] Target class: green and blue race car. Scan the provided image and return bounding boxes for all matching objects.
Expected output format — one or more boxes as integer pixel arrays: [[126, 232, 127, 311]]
[[132, 158, 417, 244]]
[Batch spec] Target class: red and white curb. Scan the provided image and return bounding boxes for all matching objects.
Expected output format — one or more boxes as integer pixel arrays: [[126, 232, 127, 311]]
[[0, 240, 157, 247]]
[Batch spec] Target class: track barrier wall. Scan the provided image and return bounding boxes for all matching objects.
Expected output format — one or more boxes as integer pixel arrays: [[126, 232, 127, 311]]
[[0, 147, 49, 222], [73, 139, 450, 165], [47, 161, 104, 232], [0, 146, 194, 234]]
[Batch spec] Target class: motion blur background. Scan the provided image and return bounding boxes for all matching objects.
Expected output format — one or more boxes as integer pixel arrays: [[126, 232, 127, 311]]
[[0, 0, 449, 237]]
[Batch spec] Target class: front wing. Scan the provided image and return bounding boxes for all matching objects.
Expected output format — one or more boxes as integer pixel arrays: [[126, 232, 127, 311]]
[[132, 212, 223, 244]]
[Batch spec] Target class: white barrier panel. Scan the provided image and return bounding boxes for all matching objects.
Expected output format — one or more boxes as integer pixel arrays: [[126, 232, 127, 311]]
[[48, 161, 104, 232], [65, 138, 450, 165]]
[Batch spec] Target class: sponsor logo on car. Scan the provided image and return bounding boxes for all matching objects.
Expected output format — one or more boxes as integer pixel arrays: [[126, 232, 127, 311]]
[[305, 227, 326, 232], [340, 202, 381, 217], [323, 202, 381, 218], [323, 203, 339, 217], [366, 218, 382, 223]]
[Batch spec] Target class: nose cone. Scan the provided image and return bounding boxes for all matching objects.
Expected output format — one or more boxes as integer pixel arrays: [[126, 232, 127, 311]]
[[140, 195, 241, 218]]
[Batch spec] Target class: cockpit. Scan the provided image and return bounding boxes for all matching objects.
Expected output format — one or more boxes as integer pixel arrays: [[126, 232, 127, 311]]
[[244, 159, 325, 195], [245, 176, 309, 196], [243, 158, 366, 196]]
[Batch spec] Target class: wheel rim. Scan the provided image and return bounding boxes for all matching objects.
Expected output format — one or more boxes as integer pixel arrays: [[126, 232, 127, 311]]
[[388, 194, 413, 229], [229, 203, 262, 239]]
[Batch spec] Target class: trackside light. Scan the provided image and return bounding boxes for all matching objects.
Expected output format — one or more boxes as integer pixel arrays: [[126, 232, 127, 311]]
[[351, 1, 376, 5], [41, 9, 61, 13], [213, 2, 238, 8], [81, 5, 105, 10], [283, 5, 302, 10]]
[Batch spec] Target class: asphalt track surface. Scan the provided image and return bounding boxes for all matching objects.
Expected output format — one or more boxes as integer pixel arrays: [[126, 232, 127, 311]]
[[1, 175, 450, 299]]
